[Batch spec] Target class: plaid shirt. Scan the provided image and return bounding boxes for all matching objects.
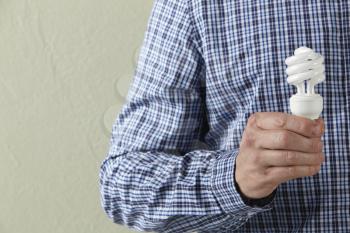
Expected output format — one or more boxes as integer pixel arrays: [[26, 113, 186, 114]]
[[99, 0, 350, 232]]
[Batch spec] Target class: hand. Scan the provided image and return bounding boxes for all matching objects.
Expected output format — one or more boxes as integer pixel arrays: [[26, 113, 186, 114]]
[[235, 112, 325, 199]]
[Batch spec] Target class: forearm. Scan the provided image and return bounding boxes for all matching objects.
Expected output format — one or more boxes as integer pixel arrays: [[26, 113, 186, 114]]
[[99, 149, 274, 232]]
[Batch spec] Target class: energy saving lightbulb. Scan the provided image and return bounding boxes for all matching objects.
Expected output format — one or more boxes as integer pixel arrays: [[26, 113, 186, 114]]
[[285, 47, 325, 120]]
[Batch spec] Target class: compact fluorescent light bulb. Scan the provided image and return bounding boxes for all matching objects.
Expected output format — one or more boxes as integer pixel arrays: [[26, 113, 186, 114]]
[[285, 47, 325, 120]]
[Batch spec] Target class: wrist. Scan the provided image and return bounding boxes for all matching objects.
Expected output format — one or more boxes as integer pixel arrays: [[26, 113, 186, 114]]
[[233, 163, 277, 207], [234, 180, 277, 207]]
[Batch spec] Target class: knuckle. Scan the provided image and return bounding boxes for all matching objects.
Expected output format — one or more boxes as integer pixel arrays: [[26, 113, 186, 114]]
[[297, 121, 308, 133], [285, 151, 296, 164], [288, 166, 297, 177], [248, 113, 257, 125], [276, 113, 287, 127], [277, 131, 289, 147], [263, 168, 278, 185], [263, 167, 271, 177], [242, 130, 256, 147], [251, 150, 261, 164]]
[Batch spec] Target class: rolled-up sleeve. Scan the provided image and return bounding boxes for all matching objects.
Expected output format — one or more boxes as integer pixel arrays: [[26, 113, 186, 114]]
[[99, 0, 275, 232]]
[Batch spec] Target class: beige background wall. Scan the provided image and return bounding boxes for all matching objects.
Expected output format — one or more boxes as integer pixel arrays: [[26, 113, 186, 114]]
[[0, 0, 153, 232]]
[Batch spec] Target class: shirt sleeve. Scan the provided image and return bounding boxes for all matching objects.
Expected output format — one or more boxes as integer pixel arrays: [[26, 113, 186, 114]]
[[99, 0, 275, 232]]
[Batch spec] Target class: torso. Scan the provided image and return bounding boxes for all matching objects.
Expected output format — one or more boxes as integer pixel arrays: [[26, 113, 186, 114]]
[[192, 1, 350, 232]]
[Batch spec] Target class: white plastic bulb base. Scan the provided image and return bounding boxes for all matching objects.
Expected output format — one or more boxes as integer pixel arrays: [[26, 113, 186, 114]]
[[290, 94, 323, 120]]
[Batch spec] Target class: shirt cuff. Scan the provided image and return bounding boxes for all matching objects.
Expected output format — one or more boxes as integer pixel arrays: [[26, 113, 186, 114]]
[[210, 149, 276, 218]]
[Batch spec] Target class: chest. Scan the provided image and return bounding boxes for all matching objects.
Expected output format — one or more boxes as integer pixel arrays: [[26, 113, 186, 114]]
[[194, 0, 348, 115]]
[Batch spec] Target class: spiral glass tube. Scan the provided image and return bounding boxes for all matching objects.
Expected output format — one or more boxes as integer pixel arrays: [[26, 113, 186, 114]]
[[285, 47, 325, 120], [285, 47, 325, 95]]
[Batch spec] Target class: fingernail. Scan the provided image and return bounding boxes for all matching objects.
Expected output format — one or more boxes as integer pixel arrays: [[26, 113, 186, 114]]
[[248, 114, 256, 125]]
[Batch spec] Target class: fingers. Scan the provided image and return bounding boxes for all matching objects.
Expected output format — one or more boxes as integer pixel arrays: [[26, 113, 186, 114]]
[[259, 149, 325, 167], [236, 112, 325, 198], [266, 165, 322, 184], [253, 112, 324, 138], [254, 128, 323, 153]]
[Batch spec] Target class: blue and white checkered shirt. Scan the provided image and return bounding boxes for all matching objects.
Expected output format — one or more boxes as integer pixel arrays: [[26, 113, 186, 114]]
[[99, 0, 350, 232]]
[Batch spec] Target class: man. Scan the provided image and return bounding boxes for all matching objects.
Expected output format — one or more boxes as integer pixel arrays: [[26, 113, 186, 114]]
[[99, 0, 349, 232]]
